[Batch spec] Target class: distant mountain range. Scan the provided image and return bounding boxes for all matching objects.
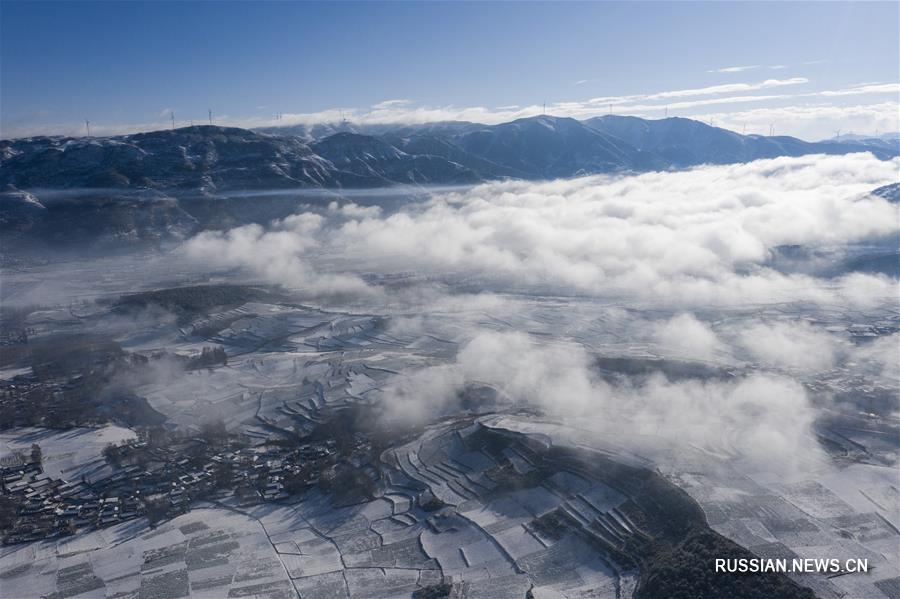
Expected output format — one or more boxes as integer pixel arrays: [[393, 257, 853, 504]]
[[818, 131, 900, 153], [583, 116, 900, 167], [3, 115, 897, 192], [1, 115, 897, 248]]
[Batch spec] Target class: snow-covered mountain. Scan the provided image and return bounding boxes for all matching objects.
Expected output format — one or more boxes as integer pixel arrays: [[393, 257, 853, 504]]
[[818, 131, 900, 153], [311, 132, 482, 185], [451, 115, 666, 177], [4, 117, 894, 193], [0, 126, 338, 191], [582, 115, 898, 166]]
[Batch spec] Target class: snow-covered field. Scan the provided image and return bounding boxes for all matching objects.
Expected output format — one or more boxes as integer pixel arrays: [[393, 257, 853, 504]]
[[0, 508, 293, 599], [0, 426, 136, 481]]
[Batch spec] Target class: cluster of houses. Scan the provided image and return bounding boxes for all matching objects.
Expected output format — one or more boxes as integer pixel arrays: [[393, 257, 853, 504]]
[[1, 452, 158, 545], [0, 429, 369, 546]]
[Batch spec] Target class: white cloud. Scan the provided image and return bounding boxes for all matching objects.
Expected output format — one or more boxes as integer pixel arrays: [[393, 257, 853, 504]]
[[182, 153, 900, 314], [372, 99, 414, 109], [851, 333, 900, 385], [378, 330, 826, 473], [582, 78, 808, 110], [639, 77, 809, 100], [654, 313, 723, 361], [182, 214, 376, 299], [709, 65, 762, 73], [328, 154, 897, 307], [618, 93, 787, 113], [377, 364, 465, 425], [708, 64, 792, 74], [821, 83, 900, 97], [735, 321, 840, 373]]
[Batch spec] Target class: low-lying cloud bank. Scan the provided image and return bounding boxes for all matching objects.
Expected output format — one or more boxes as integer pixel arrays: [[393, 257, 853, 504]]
[[184, 152, 899, 309], [180, 152, 898, 471]]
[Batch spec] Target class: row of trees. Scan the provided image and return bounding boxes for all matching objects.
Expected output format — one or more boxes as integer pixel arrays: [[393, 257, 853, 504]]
[[30, 443, 41, 465], [187, 346, 228, 369]]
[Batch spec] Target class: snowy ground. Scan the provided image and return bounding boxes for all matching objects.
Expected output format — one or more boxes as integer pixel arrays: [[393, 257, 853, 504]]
[[0, 426, 136, 482], [1, 196, 898, 598], [0, 508, 294, 599], [482, 414, 900, 599]]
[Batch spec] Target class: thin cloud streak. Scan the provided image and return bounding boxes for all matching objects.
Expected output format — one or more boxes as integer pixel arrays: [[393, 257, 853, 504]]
[[708, 63, 802, 73], [587, 77, 809, 104], [708, 65, 762, 73], [821, 83, 900, 96]]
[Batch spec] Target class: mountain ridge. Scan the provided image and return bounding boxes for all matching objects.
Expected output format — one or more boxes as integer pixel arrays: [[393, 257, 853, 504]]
[[3, 116, 895, 194]]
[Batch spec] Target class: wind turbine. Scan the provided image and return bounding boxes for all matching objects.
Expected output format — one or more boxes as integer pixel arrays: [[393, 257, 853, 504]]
[[85, 119, 91, 137], [171, 111, 175, 130], [834, 128, 841, 140], [208, 109, 213, 126]]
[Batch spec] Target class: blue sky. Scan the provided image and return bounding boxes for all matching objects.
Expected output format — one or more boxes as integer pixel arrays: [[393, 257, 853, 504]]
[[1, 1, 898, 139]]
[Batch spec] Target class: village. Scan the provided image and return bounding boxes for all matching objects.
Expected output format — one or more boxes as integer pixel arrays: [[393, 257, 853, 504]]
[[0, 419, 377, 546]]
